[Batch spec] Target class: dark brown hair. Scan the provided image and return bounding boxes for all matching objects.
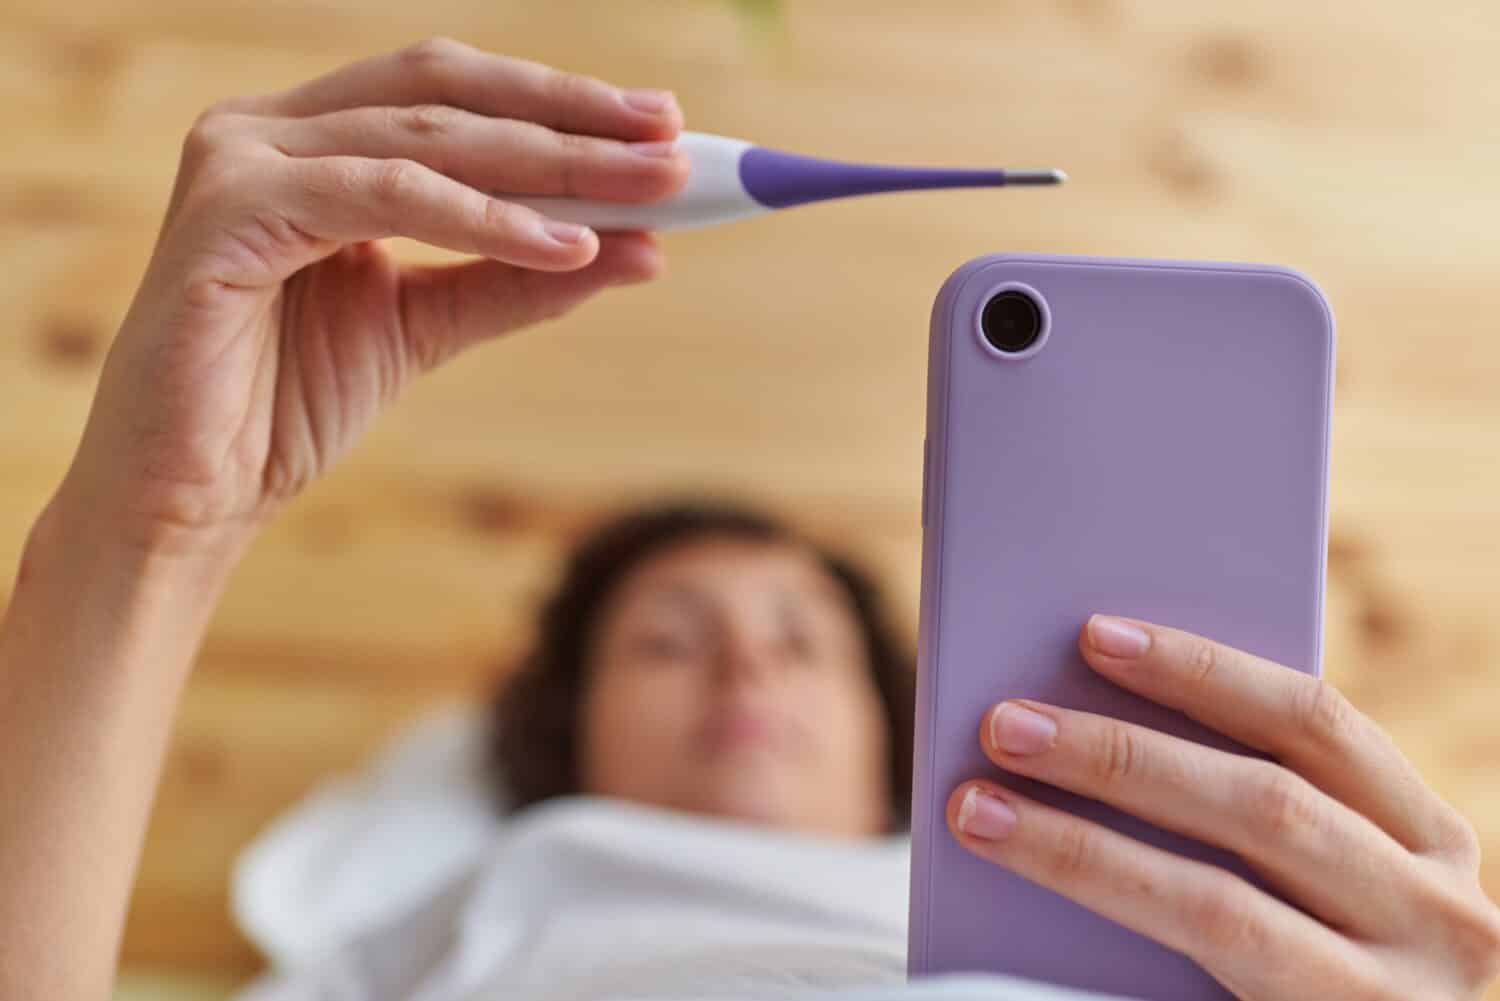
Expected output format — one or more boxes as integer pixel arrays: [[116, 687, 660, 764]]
[[489, 500, 915, 829]]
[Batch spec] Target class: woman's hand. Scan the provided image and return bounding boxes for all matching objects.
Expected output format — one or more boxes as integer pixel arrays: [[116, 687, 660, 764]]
[[948, 616, 1500, 999], [0, 42, 688, 1001], [60, 37, 688, 558]]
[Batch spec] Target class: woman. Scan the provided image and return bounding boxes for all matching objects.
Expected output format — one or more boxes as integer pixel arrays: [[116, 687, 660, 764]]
[[0, 38, 1495, 1001]]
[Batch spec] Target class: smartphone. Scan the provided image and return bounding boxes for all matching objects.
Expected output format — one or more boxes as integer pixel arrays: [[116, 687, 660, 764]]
[[908, 254, 1334, 1000]]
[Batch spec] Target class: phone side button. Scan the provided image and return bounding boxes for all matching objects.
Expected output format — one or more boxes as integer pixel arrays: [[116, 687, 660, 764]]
[[921, 435, 930, 528]]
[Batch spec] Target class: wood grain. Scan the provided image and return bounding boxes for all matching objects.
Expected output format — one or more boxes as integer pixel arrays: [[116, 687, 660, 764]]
[[1, 2, 1497, 997]]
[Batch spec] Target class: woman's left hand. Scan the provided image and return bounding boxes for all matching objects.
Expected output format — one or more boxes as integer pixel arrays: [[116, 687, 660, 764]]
[[947, 615, 1500, 1000]]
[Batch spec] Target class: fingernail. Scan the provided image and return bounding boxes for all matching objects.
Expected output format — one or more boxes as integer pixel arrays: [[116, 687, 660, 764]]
[[542, 219, 592, 245], [1087, 614, 1151, 659], [957, 786, 1017, 841], [990, 702, 1057, 755], [623, 88, 674, 115], [629, 140, 678, 159]]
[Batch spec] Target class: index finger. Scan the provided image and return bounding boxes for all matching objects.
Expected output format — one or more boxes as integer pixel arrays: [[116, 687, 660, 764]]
[[1077, 615, 1471, 860], [250, 38, 682, 141]]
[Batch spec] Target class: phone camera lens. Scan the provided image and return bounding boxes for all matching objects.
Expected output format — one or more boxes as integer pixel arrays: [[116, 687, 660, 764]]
[[981, 291, 1043, 354]]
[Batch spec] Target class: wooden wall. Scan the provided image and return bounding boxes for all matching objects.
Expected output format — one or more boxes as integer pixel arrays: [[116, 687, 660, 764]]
[[2, 2, 1497, 997]]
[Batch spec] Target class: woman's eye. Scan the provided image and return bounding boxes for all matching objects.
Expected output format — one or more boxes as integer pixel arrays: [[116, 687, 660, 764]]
[[780, 629, 818, 665], [632, 632, 696, 660]]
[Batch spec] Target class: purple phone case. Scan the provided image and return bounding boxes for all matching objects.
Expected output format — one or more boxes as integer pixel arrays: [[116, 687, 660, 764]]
[[908, 254, 1335, 1000]]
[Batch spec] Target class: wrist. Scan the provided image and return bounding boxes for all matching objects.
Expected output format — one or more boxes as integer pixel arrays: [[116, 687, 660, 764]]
[[13, 478, 250, 646], [39, 461, 256, 577]]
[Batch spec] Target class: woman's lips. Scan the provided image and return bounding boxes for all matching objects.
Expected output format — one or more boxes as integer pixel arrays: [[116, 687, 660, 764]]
[[696, 705, 799, 756]]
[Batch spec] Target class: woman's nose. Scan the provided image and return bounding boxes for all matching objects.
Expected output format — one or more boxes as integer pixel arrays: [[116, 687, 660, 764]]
[[715, 635, 778, 687]]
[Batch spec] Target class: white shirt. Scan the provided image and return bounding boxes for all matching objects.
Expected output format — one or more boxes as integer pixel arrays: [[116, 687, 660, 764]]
[[231, 708, 1130, 1001]]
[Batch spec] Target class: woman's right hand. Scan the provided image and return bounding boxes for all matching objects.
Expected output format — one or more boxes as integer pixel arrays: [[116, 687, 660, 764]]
[[4, 43, 691, 1001], [58, 38, 689, 559]]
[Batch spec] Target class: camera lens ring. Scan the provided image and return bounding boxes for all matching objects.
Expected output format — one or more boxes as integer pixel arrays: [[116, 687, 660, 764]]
[[975, 282, 1050, 360]]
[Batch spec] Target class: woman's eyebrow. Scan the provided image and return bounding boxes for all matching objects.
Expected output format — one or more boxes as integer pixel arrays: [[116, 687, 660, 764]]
[[633, 580, 716, 618]]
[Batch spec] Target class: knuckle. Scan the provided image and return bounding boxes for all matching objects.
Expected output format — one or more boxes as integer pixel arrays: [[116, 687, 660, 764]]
[[1185, 637, 1219, 686], [182, 105, 240, 162], [1043, 823, 1095, 882], [198, 97, 246, 122], [371, 158, 425, 202], [1441, 810, 1484, 870], [556, 130, 597, 155], [1243, 764, 1320, 841], [1091, 723, 1141, 789], [399, 36, 467, 75], [398, 103, 463, 137], [188, 103, 229, 135], [316, 158, 364, 199], [177, 148, 268, 220], [1293, 678, 1358, 747], [552, 132, 599, 196], [546, 68, 597, 105], [480, 196, 519, 234], [1184, 874, 1265, 958]]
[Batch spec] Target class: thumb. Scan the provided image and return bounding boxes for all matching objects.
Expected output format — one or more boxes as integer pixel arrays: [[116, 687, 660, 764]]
[[395, 231, 664, 370]]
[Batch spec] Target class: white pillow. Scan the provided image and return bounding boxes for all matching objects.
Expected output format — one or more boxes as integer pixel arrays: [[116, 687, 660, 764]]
[[231, 703, 505, 969]]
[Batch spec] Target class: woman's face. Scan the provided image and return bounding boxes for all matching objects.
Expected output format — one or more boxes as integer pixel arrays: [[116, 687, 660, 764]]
[[580, 537, 892, 838]]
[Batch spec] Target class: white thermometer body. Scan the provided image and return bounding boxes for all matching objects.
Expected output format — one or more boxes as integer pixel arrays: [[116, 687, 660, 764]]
[[509, 131, 1064, 232]]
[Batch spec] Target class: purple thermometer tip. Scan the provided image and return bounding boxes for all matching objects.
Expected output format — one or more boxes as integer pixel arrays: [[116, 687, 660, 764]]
[[738, 146, 1065, 209]]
